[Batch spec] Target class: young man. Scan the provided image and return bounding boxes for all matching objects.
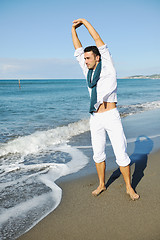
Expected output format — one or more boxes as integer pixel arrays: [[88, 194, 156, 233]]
[[72, 18, 139, 200]]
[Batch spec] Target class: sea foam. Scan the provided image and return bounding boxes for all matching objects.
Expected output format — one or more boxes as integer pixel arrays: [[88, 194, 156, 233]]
[[0, 119, 89, 157], [0, 119, 90, 239], [0, 145, 89, 239]]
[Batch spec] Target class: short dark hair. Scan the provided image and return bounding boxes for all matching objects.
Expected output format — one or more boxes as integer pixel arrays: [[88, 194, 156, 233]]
[[84, 46, 101, 60]]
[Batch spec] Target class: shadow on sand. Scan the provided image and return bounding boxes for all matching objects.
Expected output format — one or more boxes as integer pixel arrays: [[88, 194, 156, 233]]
[[105, 135, 154, 191]]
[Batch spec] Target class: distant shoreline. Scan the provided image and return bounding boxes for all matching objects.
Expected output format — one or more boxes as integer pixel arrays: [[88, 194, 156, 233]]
[[121, 74, 160, 79]]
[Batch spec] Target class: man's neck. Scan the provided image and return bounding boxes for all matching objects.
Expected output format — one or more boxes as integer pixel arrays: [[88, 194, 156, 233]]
[[93, 61, 100, 70]]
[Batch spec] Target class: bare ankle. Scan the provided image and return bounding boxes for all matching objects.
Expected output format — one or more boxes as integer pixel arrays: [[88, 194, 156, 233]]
[[99, 183, 106, 188], [126, 185, 132, 192]]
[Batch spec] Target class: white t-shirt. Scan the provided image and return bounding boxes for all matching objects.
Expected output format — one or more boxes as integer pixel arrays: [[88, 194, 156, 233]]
[[74, 44, 117, 111]]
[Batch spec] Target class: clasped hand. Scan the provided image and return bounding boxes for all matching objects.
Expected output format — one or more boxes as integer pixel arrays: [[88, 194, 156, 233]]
[[72, 18, 85, 28]]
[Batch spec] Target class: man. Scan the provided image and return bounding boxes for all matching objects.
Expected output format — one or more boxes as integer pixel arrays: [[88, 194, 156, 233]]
[[72, 18, 139, 200]]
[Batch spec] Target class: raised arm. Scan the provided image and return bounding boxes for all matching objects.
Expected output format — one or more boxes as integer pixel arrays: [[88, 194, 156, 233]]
[[72, 22, 83, 50], [73, 19, 105, 48]]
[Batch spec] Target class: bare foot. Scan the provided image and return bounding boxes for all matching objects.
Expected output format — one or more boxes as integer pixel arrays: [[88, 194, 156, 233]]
[[126, 188, 140, 200], [92, 186, 106, 196]]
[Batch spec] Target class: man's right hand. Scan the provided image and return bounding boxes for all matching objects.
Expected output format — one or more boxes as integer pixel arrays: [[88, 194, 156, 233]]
[[72, 20, 83, 49]]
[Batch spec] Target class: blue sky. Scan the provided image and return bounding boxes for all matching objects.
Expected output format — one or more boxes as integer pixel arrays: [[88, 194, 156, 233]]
[[0, 0, 160, 79]]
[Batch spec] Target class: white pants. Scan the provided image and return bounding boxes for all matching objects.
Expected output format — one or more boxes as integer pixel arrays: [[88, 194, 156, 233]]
[[90, 108, 131, 166]]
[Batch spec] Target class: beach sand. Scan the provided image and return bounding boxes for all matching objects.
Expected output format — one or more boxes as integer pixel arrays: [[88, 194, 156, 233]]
[[18, 149, 160, 240]]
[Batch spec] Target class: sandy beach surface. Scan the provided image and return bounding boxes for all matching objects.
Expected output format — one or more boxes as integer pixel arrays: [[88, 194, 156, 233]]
[[18, 149, 160, 240]]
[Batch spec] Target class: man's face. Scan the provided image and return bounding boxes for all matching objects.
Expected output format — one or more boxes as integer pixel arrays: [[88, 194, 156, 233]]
[[84, 51, 99, 70]]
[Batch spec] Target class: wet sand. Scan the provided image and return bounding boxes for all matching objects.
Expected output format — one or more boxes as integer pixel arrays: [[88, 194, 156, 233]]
[[18, 149, 160, 240]]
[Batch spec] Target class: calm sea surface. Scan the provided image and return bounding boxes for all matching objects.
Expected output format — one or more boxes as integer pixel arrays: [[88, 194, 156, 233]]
[[0, 78, 160, 239]]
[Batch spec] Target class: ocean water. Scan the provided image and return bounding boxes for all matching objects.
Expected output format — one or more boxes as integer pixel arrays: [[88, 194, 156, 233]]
[[0, 78, 160, 239]]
